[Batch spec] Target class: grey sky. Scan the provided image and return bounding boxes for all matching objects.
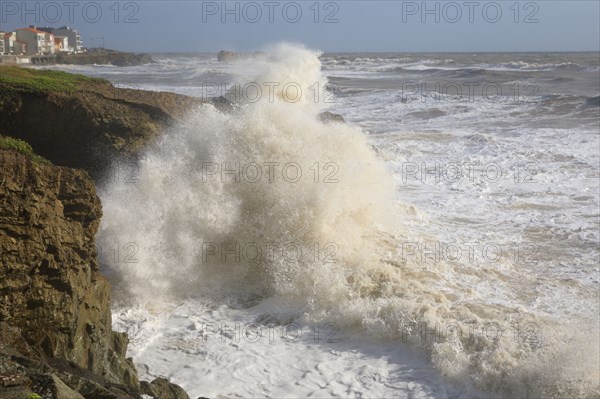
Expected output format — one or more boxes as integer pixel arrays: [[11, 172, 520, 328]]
[[1, 1, 598, 52]]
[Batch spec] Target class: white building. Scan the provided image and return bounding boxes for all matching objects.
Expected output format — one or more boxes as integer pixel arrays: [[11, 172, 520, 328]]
[[44, 26, 82, 52], [16, 26, 54, 55], [53, 36, 69, 52], [3, 32, 26, 55], [2, 26, 82, 55]]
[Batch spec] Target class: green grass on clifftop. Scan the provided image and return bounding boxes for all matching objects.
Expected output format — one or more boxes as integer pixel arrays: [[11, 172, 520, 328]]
[[0, 66, 109, 94], [0, 134, 50, 164]]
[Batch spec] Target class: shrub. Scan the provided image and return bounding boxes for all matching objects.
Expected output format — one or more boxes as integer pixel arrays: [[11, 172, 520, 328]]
[[0, 66, 109, 94], [0, 134, 50, 164]]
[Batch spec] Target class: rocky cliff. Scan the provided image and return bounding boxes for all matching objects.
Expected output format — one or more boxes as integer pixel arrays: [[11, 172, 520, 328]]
[[0, 68, 201, 398], [0, 66, 223, 181], [0, 146, 142, 397], [0, 66, 340, 398]]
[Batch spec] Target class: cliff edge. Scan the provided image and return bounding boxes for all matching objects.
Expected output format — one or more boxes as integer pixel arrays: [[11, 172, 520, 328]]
[[0, 66, 220, 180], [0, 67, 198, 397], [0, 143, 145, 397]]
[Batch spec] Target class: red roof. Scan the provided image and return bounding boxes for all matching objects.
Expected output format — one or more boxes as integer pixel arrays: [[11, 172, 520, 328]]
[[17, 27, 46, 34]]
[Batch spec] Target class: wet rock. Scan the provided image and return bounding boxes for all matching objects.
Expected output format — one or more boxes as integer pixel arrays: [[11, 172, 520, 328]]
[[30, 374, 85, 399], [0, 372, 31, 388], [0, 150, 140, 398], [318, 111, 345, 124], [0, 386, 36, 399], [253, 51, 268, 60], [0, 67, 218, 180], [217, 50, 238, 62], [0, 67, 198, 399], [140, 378, 190, 399]]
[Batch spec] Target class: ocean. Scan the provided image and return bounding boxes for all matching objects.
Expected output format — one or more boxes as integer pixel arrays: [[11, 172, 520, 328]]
[[33, 46, 600, 398]]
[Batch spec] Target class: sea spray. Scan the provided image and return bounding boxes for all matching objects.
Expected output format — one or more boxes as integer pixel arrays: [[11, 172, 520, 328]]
[[99, 43, 599, 398]]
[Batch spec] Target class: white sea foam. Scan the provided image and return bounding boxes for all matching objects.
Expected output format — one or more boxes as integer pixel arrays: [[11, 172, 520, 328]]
[[99, 44, 600, 398]]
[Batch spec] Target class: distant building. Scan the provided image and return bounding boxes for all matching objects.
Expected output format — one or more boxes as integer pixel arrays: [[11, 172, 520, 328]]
[[3, 32, 25, 55], [3, 32, 13, 54], [16, 26, 54, 55], [2, 26, 81, 55], [14, 41, 27, 55], [53, 36, 69, 52], [39, 26, 82, 52]]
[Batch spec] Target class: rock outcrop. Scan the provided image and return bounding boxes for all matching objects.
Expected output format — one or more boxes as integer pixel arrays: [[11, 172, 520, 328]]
[[0, 147, 143, 397], [0, 66, 221, 180], [0, 108, 197, 398], [141, 378, 190, 399], [318, 111, 345, 124], [0, 65, 332, 398], [53, 50, 153, 67], [252, 51, 268, 60], [217, 50, 238, 62]]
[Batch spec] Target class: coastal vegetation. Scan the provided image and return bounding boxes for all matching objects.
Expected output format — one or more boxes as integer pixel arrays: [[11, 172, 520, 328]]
[[0, 134, 49, 163], [0, 66, 109, 94], [0, 66, 198, 399]]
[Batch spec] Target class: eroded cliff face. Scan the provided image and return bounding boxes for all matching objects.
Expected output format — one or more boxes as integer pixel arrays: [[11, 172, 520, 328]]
[[0, 148, 140, 398], [0, 67, 207, 398], [0, 86, 210, 181]]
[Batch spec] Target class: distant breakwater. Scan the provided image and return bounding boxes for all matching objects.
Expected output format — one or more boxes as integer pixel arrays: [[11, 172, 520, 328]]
[[0, 49, 153, 67]]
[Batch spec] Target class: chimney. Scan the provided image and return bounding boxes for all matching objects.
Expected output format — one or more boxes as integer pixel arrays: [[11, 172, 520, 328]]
[[29, 25, 36, 29]]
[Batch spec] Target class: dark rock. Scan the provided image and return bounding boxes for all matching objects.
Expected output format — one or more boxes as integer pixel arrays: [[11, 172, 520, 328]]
[[0, 67, 199, 399], [0, 67, 220, 180], [318, 111, 345, 124], [49, 357, 141, 398], [140, 378, 190, 399], [217, 50, 238, 62], [0, 373, 30, 389], [30, 373, 85, 399], [0, 151, 106, 371], [252, 51, 268, 60], [0, 150, 140, 398], [0, 322, 40, 361], [0, 386, 36, 399], [57, 370, 138, 399]]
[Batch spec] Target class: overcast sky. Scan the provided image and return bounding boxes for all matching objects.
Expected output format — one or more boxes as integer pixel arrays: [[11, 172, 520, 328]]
[[1, 1, 599, 52]]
